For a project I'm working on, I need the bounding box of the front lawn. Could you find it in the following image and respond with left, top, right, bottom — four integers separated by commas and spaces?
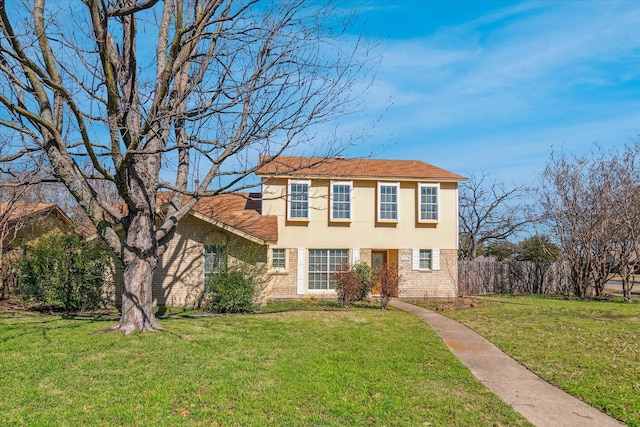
0, 308, 530, 426
420, 296, 639, 427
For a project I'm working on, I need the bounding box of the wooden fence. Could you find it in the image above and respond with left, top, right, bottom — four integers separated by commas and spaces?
458, 260, 572, 296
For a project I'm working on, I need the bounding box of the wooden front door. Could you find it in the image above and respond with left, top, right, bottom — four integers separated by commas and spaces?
371, 250, 387, 295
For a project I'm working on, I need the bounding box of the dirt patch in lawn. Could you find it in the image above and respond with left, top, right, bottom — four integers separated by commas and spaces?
407, 297, 495, 312
0, 298, 25, 312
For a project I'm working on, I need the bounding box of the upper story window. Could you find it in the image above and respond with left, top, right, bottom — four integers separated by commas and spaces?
378, 182, 399, 222
418, 183, 439, 222
288, 180, 310, 220
330, 181, 352, 221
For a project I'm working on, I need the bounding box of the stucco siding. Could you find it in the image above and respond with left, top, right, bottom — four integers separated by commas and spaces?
262, 179, 459, 250
261, 176, 460, 300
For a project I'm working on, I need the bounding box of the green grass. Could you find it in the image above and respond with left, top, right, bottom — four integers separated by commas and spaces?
424, 296, 639, 427
0, 308, 530, 426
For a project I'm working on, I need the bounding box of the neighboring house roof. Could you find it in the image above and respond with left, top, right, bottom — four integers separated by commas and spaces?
0, 203, 72, 226
0, 203, 73, 250
256, 156, 467, 182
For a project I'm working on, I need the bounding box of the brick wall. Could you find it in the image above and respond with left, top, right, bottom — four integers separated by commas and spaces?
115, 216, 224, 308
397, 249, 458, 299
265, 248, 300, 299
114, 225, 459, 306
263, 247, 458, 301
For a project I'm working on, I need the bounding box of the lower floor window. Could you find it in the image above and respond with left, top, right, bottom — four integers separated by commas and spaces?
272, 248, 286, 270
419, 249, 432, 269
204, 245, 226, 284
308, 249, 349, 290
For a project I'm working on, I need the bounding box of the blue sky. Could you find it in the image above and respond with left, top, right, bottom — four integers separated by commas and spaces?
332, 0, 640, 185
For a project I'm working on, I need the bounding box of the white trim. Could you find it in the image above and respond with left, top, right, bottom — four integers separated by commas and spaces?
455, 187, 460, 250
413, 248, 439, 271
432, 249, 440, 270
330, 180, 352, 222
377, 182, 400, 222
412, 249, 420, 270
297, 248, 306, 294
288, 179, 311, 221
270, 248, 287, 272
307, 248, 349, 291
352, 248, 360, 264
418, 183, 440, 223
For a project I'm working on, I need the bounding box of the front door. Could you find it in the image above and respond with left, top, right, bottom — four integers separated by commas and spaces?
371, 250, 387, 295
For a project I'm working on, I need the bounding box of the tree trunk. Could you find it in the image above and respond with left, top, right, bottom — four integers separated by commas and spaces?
110, 211, 162, 334
469, 240, 479, 260
621, 265, 631, 303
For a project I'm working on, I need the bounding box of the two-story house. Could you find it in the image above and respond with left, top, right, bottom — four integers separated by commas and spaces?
256, 156, 466, 300
113, 156, 466, 306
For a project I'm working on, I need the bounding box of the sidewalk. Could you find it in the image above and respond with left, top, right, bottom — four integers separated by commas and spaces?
390, 300, 625, 427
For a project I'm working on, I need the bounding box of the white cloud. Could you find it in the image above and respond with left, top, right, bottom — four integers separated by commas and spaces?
352, 0, 640, 142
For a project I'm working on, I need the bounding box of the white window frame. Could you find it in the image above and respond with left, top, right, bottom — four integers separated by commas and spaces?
308, 249, 349, 291
377, 182, 399, 222
412, 248, 440, 271
419, 249, 432, 270
330, 180, 352, 222
287, 179, 310, 221
271, 248, 287, 271
418, 183, 440, 222
204, 244, 226, 284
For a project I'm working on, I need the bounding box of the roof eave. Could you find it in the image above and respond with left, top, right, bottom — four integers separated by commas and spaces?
258, 173, 466, 182
190, 210, 275, 245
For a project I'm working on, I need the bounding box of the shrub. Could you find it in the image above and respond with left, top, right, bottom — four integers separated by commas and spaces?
17, 231, 113, 313
354, 263, 375, 300
334, 262, 376, 308
334, 268, 364, 308
376, 263, 401, 310
205, 270, 256, 313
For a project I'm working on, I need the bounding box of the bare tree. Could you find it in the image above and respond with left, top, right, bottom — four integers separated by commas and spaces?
0, 0, 367, 332
0, 185, 28, 299
459, 171, 532, 260
538, 140, 640, 299
0, 135, 45, 299
604, 140, 640, 301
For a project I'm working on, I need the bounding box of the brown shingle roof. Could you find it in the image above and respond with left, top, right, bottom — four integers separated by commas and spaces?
111, 193, 277, 244
189, 194, 277, 243
256, 156, 466, 181
0, 203, 71, 224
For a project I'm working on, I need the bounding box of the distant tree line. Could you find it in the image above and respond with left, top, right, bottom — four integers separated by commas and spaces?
459, 138, 639, 301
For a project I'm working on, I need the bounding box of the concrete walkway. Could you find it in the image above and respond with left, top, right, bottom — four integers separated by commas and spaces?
390, 299, 625, 427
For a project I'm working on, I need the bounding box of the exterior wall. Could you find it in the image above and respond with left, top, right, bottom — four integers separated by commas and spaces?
262, 177, 460, 300
397, 249, 458, 299
152, 215, 211, 307
262, 178, 458, 250
265, 248, 302, 299
115, 215, 258, 308
264, 247, 458, 300
114, 173, 461, 306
